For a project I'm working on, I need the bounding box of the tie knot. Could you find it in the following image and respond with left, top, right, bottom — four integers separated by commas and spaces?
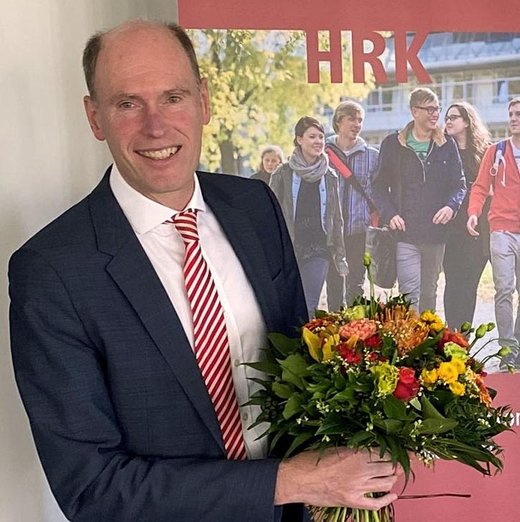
172, 209, 199, 243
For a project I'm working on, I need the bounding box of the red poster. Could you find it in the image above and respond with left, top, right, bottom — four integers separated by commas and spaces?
178, 5, 520, 519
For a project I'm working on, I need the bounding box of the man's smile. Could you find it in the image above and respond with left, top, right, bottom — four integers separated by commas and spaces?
137, 145, 180, 160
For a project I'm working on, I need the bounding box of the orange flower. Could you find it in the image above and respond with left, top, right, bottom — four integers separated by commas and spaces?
380, 305, 429, 355
475, 373, 493, 407
438, 329, 470, 351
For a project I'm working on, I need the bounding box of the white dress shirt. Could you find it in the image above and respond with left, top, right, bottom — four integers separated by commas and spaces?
110, 165, 268, 459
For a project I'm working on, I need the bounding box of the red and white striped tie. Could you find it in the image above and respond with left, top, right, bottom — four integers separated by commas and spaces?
170, 209, 247, 460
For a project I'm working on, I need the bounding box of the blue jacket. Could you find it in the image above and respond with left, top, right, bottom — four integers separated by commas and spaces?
9, 169, 308, 522
373, 122, 466, 244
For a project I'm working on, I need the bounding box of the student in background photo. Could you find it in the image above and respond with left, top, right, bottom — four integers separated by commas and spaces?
270, 116, 348, 317
250, 145, 284, 184
325, 101, 379, 309
443, 101, 491, 330
468, 97, 520, 369
373, 87, 466, 312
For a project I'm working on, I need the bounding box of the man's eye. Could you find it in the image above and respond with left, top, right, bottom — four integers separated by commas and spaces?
167, 95, 181, 104
118, 101, 135, 109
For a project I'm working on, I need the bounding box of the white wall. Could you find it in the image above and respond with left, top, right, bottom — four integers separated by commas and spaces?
0, 1, 178, 520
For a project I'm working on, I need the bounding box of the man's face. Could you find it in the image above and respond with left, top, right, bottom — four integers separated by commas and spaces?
411, 99, 440, 134
84, 26, 210, 209
337, 112, 364, 142
509, 103, 520, 137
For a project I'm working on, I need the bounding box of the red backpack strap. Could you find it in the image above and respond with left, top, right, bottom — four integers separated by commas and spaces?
325, 143, 380, 227
326, 146, 354, 179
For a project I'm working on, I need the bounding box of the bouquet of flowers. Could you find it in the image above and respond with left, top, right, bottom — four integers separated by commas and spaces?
247, 255, 512, 522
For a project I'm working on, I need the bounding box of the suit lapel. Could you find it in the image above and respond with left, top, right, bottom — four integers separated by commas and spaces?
87, 172, 225, 451
199, 175, 283, 331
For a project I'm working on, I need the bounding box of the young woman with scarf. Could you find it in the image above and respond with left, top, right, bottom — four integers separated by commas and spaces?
270, 116, 348, 317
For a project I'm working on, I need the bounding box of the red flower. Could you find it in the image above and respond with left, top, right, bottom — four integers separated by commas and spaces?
366, 351, 386, 363
337, 342, 362, 365
364, 334, 382, 348
437, 329, 470, 351
393, 367, 420, 401
304, 318, 327, 332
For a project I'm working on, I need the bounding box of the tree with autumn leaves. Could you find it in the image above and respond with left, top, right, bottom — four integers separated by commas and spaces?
189, 29, 372, 175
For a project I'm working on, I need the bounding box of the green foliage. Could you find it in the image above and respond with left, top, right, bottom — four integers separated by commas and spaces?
246, 328, 512, 483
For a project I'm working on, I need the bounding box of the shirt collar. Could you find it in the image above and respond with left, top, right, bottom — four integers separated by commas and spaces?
109, 163, 206, 235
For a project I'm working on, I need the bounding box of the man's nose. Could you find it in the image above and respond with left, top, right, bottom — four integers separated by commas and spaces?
142, 107, 167, 137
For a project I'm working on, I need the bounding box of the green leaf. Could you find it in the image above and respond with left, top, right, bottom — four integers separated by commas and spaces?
269, 424, 291, 453
267, 332, 301, 357
402, 338, 437, 366
385, 437, 411, 481
280, 353, 310, 390
285, 431, 315, 457
409, 397, 421, 411
246, 360, 282, 377
282, 394, 302, 420
247, 377, 272, 388
420, 394, 446, 419
333, 372, 346, 390
373, 418, 404, 434
348, 430, 374, 446
416, 418, 458, 434
242, 396, 265, 407
272, 382, 294, 399
314, 309, 329, 318
331, 388, 355, 403
383, 396, 409, 420
375, 433, 388, 455
316, 417, 348, 436
425, 438, 503, 475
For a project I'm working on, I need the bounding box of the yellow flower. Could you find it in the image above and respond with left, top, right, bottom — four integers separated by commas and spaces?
302, 327, 322, 362
302, 327, 339, 362
449, 381, 465, 396
421, 368, 439, 387
450, 356, 466, 374
322, 334, 340, 361
438, 361, 459, 384
420, 310, 444, 333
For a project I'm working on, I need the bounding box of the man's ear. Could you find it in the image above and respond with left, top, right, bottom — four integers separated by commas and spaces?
83, 95, 106, 141
199, 78, 211, 125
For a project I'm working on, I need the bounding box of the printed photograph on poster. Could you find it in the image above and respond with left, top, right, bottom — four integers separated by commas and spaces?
183, 23, 520, 371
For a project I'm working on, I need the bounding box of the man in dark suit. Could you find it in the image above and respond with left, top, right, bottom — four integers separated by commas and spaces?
9, 20, 398, 521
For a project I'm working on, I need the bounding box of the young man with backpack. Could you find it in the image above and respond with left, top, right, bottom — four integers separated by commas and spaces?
325, 101, 379, 308
468, 97, 520, 368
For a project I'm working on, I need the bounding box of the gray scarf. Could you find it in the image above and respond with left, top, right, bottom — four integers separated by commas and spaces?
288, 146, 329, 183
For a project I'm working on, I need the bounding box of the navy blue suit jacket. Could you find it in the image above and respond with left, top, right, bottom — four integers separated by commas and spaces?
9, 169, 308, 521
